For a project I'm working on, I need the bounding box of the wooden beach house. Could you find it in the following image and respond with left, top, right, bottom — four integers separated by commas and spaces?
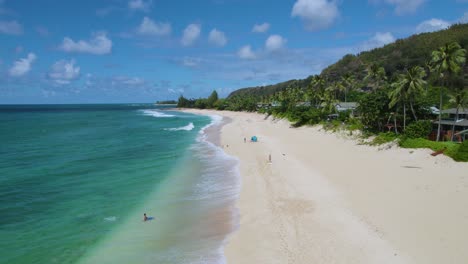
432, 108, 468, 142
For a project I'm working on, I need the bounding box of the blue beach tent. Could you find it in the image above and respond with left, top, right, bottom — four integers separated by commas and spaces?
251, 136, 258, 142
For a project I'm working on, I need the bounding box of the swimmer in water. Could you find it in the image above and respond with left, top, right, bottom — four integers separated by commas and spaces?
143, 213, 148, 221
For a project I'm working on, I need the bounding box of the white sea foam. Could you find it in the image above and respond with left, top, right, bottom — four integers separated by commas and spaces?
164, 122, 194, 131
197, 115, 223, 142
140, 109, 175, 118
104, 216, 117, 222
190, 116, 241, 264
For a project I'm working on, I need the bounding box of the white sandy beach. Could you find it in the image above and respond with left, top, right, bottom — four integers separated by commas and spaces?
185, 109, 468, 264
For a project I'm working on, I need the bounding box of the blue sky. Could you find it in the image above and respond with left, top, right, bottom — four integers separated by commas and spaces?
0, 0, 467, 104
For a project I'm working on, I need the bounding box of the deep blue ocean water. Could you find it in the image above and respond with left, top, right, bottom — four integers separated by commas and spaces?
0, 104, 239, 264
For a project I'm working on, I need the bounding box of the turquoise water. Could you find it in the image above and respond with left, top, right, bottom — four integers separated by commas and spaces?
0, 104, 239, 264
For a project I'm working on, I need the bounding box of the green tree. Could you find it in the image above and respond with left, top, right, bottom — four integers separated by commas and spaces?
358, 88, 391, 132
389, 66, 427, 130
341, 73, 356, 102
194, 98, 207, 109
214, 98, 227, 110
449, 86, 468, 141
431, 42, 466, 141
320, 84, 339, 114
206, 90, 219, 108
309, 75, 326, 108
364, 64, 387, 91
177, 95, 190, 107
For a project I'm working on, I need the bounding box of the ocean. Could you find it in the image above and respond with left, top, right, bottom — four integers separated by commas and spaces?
0, 104, 239, 264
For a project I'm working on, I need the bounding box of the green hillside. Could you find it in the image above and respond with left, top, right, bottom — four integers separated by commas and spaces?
228, 23, 468, 98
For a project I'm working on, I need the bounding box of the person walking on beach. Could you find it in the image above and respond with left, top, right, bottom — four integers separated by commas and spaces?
268, 154, 272, 163
143, 213, 148, 221
244, 137, 246, 143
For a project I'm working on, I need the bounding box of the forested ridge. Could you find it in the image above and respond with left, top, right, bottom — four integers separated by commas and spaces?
228, 24, 468, 98
177, 24, 468, 161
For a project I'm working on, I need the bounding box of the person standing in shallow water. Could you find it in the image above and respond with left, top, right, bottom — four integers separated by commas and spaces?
143, 213, 148, 221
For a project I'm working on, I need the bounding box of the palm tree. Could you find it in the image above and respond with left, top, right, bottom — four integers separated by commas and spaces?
389, 66, 427, 130
310, 75, 326, 108
321, 85, 339, 114
288, 86, 304, 108
431, 42, 466, 141
341, 73, 356, 102
389, 83, 407, 131
449, 86, 468, 141
405, 66, 426, 121
364, 64, 387, 91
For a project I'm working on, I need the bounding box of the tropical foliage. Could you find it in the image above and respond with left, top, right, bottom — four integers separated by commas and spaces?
176, 24, 468, 160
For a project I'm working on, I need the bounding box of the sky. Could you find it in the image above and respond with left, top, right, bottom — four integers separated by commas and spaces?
0, 0, 467, 104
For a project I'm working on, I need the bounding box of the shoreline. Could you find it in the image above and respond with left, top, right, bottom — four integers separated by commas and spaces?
78, 112, 240, 264
181, 109, 468, 264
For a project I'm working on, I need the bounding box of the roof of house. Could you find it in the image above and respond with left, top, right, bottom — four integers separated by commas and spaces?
336, 102, 359, 108
441, 108, 468, 115
434, 119, 468, 127
429, 106, 440, 114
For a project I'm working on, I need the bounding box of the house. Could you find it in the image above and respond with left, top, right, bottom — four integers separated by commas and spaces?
432, 108, 468, 142
441, 108, 468, 119
429, 106, 440, 115
295, 102, 311, 107
456, 129, 468, 142
256, 103, 269, 109
335, 102, 359, 114
271, 101, 281, 107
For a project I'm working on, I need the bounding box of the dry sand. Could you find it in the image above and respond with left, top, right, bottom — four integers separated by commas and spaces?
184, 109, 468, 264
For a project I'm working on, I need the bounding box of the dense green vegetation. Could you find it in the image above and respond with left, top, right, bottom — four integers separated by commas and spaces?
156, 100, 177, 104
370, 133, 466, 161
176, 24, 468, 161
454, 140, 468, 161
399, 138, 459, 158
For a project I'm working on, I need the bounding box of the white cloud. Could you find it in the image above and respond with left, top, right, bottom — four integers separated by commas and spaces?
112, 76, 145, 86
9, 53, 36, 77
460, 12, 468, 23
128, 0, 152, 12
124, 77, 144, 86
291, 0, 339, 31
238, 45, 256, 59
168, 88, 185, 94
84, 75, 152, 93
359, 32, 395, 52
181, 24, 201, 46
208, 29, 227, 47
382, 0, 425, 15
59, 32, 112, 55
265, 34, 287, 52
137, 17, 171, 36
416, 18, 450, 33
0, 20, 23, 35
252, 23, 270, 33
48, 59, 80, 85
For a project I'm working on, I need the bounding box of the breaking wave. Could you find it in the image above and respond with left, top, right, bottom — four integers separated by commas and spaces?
165, 122, 195, 131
